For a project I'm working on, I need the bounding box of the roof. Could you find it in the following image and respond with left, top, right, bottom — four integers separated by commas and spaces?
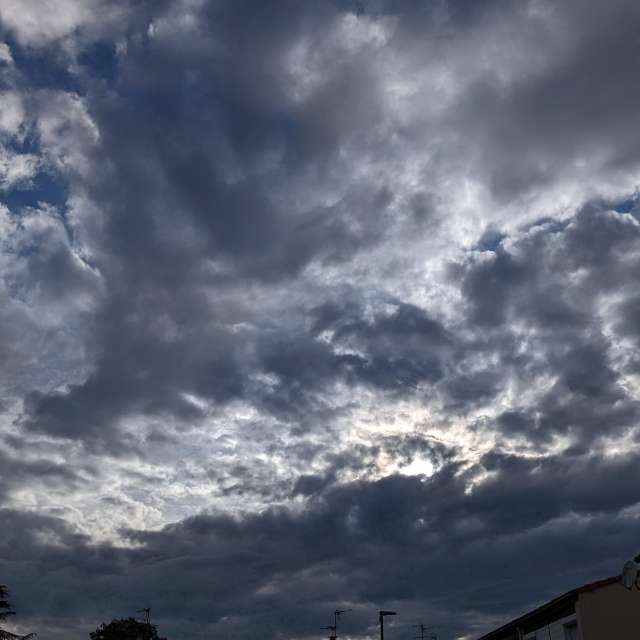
476, 576, 620, 640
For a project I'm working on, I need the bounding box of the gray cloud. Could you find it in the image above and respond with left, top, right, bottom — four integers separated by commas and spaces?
1, 1, 640, 639
453, 204, 640, 445
2, 449, 639, 639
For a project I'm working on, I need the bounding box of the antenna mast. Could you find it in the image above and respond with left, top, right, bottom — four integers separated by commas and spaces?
322, 608, 352, 640
413, 623, 435, 640
137, 608, 151, 626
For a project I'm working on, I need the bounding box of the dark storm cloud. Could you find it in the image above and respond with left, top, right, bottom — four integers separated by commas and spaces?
12, 0, 640, 450
441, 0, 640, 201
17, 199, 640, 454
2, 0, 640, 639
329, 303, 452, 389
10, 0, 396, 448
0, 448, 83, 502
615, 295, 640, 346
80, 0, 391, 275
262, 302, 450, 396
2, 449, 639, 639
453, 203, 640, 444
292, 434, 458, 498
19, 296, 249, 452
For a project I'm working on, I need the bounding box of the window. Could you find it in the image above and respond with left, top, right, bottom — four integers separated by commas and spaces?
564, 622, 578, 640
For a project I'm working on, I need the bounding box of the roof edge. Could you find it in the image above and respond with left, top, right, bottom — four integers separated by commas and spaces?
476, 575, 620, 640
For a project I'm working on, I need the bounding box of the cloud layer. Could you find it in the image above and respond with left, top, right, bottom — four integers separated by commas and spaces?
1, 1, 639, 639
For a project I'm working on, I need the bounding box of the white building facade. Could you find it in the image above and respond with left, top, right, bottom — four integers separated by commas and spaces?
476, 576, 639, 640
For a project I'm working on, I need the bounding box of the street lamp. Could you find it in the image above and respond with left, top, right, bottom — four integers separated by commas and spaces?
379, 610, 397, 640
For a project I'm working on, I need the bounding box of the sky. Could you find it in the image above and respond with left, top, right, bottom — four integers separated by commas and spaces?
0, 1, 639, 639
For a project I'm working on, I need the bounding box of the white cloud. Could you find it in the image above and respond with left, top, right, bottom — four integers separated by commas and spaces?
36, 91, 100, 175
0, 148, 39, 189
0, 0, 100, 45
0, 42, 14, 65
0, 91, 26, 136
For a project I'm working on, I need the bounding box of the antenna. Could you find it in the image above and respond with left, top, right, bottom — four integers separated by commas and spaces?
413, 623, 434, 640
334, 608, 352, 639
321, 624, 337, 640
322, 607, 351, 640
137, 608, 151, 625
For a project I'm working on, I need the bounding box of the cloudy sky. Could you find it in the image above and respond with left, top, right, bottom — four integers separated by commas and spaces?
1, 1, 640, 638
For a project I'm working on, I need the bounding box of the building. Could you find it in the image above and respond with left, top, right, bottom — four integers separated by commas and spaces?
476, 575, 640, 640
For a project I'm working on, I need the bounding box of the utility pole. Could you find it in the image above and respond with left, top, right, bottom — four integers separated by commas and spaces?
379, 610, 397, 640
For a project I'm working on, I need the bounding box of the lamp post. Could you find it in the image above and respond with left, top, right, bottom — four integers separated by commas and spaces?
379, 610, 397, 640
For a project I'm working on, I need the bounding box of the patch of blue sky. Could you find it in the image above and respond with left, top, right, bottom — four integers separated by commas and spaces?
78, 40, 119, 86
1, 169, 68, 212
6, 33, 79, 93
4, 125, 39, 155
612, 193, 638, 214
474, 227, 505, 252
7, 35, 118, 93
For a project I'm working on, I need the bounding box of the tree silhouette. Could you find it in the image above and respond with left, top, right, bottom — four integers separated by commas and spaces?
0, 586, 15, 622
90, 618, 167, 640
0, 585, 35, 640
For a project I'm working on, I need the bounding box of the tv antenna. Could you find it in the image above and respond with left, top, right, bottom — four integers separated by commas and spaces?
322, 608, 352, 640
413, 623, 436, 640
321, 624, 336, 640
137, 608, 151, 625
